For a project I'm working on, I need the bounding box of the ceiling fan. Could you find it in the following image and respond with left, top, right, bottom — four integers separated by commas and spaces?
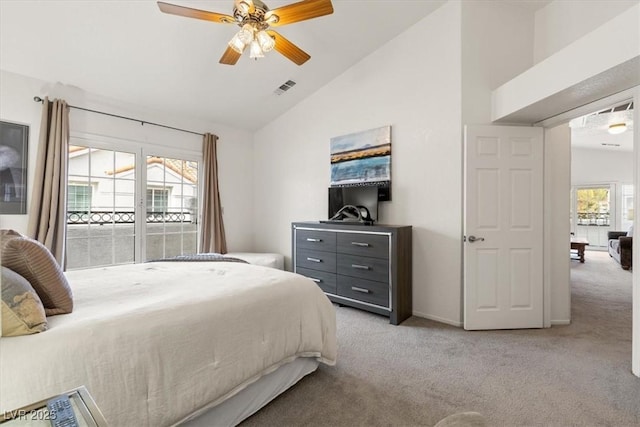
157, 0, 334, 66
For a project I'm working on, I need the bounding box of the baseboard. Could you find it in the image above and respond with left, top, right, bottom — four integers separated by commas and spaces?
412, 311, 463, 327
411, 312, 565, 328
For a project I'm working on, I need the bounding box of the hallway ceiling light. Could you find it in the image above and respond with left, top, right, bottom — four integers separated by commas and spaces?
608, 123, 627, 135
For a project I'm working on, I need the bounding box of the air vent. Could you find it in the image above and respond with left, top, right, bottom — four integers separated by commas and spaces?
274, 80, 297, 96
601, 143, 621, 147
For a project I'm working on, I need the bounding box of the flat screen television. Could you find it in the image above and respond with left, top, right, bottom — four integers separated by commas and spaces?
328, 186, 378, 223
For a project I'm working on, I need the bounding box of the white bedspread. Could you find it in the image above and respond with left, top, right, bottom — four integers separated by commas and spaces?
0, 262, 336, 426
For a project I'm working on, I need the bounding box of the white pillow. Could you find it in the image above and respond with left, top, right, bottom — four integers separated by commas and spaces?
627, 225, 633, 237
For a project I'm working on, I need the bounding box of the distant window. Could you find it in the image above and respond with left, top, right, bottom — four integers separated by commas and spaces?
68, 184, 92, 211
147, 188, 168, 213
622, 184, 634, 231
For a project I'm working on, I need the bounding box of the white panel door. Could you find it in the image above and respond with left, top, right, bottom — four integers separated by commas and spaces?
464, 125, 544, 330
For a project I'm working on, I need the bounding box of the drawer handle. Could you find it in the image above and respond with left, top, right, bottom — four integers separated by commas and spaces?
351, 286, 370, 294
351, 242, 370, 247
307, 257, 322, 263
310, 278, 322, 283
306, 238, 322, 242
351, 264, 370, 270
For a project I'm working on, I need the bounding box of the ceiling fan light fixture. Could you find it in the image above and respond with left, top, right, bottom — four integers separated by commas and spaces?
158, 0, 335, 66
234, 0, 253, 16
608, 123, 627, 135
249, 39, 265, 59
256, 30, 275, 52
238, 23, 255, 44
228, 33, 246, 54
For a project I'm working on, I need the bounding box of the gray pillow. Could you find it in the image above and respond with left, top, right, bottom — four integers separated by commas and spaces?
0, 229, 24, 246
1, 237, 73, 316
1, 266, 48, 336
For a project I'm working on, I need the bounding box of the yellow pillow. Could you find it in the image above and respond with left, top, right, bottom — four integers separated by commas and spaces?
1, 266, 48, 336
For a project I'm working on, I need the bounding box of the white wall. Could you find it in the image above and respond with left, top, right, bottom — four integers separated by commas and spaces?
545, 124, 571, 325
0, 70, 254, 252
253, 1, 463, 325
571, 147, 634, 185
533, 0, 639, 64
461, 0, 535, 125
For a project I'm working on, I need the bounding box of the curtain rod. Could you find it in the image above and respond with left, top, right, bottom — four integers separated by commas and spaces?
33, 96, 204, 137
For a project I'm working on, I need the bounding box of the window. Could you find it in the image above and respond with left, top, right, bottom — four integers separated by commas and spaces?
66, 139, 200, 269
621, 184, 634, 231
68, 184, 92, 212
145, 156, 198, 260
66, 145, 136, 269
572, 185, 614, 248
147, 188, 169, 213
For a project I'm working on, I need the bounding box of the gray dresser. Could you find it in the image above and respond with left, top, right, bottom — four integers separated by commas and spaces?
292, 222, 412, 325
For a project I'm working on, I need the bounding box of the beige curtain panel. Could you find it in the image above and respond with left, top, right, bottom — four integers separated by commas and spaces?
27, 97, 69, 267
200, 133, 227, 254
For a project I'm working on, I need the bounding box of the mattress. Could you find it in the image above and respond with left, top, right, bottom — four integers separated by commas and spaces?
0, 262, 337, 426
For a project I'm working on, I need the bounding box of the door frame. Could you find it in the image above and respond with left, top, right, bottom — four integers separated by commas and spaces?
537, 86, 639, 376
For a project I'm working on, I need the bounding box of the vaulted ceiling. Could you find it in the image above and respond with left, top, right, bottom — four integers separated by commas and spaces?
1, 1, 560, 131
1, 0, 451, 130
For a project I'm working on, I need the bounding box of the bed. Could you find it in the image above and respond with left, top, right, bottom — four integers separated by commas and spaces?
0, 260, 337, 426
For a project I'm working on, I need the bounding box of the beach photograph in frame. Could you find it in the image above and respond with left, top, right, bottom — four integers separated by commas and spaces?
330, 126, 391, 186
0, 121, 29, 214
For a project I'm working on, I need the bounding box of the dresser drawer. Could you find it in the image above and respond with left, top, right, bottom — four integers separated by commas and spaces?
296, 249, 337, 273
296, 267, 337, 294
337, 253, 389, 283
337, 232, 389, 259
337, 275, 389, 307
296, 229, 336, 253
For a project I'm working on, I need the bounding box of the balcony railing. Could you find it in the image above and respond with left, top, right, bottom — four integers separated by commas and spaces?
576, 212, 610, 226
67, 210, 195, 225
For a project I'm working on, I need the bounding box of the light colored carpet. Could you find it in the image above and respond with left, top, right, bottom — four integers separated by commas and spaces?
242, 251, 639, 426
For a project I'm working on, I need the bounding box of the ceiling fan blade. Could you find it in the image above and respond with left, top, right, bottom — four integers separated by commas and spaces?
267, 30, 311, 66
219, 46, 242, 65
265, 0, 333, 27
157, 2, 235, 24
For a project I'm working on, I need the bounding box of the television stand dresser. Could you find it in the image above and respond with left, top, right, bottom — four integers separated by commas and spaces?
292, 222, 412, 325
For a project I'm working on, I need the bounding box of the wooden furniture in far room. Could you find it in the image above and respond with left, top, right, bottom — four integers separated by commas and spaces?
570, 237, 589, 263
292, 221, 412, 325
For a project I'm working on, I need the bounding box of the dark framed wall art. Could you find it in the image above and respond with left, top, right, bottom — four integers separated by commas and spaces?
0, 121, 29, 214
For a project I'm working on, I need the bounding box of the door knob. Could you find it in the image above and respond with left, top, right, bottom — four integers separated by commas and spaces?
467, 235, 485, 243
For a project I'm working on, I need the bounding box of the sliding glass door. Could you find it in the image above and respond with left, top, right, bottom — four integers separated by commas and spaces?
66, 137, 200, 269
572, 185, 614, 249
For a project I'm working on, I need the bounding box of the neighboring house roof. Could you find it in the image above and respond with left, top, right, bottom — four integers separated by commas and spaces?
105, 156, 198, 183
69, 145, 88, 154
